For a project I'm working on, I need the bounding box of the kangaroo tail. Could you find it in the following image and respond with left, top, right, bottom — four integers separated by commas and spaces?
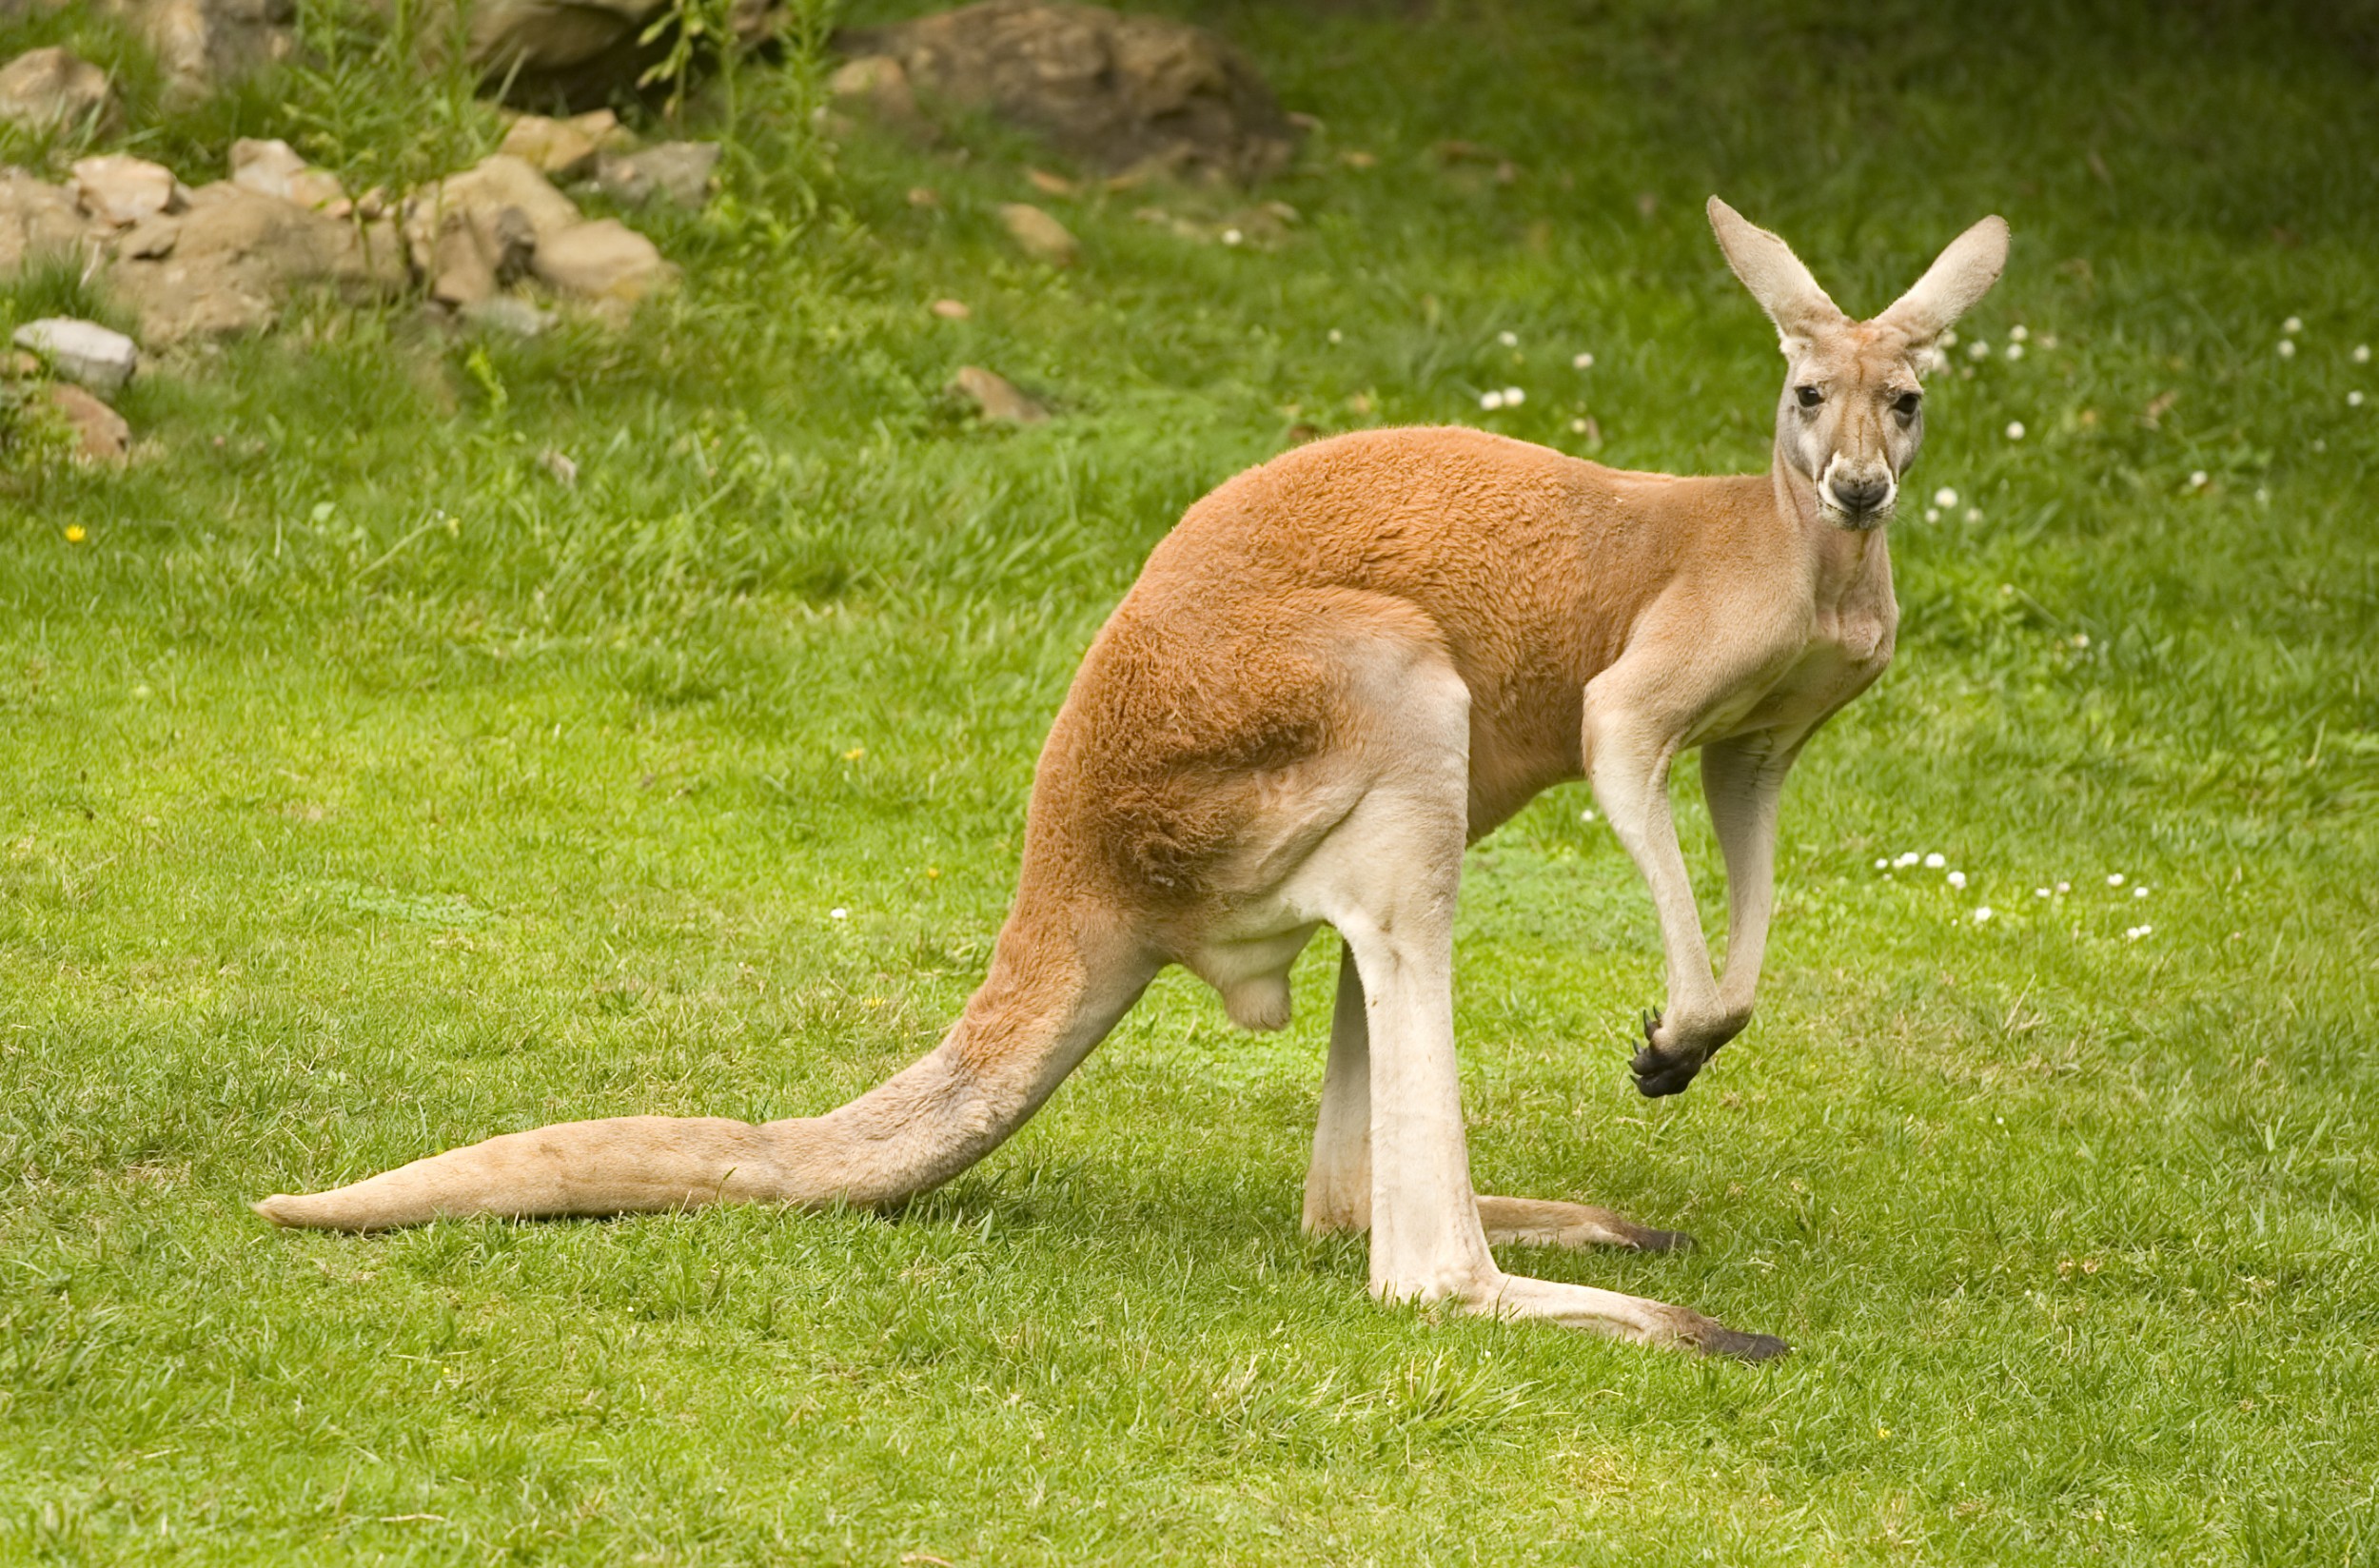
255, 901, 1152, 1231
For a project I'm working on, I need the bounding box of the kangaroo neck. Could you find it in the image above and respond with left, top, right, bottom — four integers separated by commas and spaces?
1772, 446, 1893, 617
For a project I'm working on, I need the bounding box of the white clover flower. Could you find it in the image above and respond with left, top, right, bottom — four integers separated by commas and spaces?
1940, 330, 1958, 347
2055, 880, 2071, 893
1965, 507, 1983, 522
1875, 857, 1889, 870
1569, 417, 1590, 433
1582, 809, 1597, 822
1925, 509, 1940, 522
1974, 907, 1994, 923
1933, 487, 1958, 508
2283, 316, 2302, 334
2126, 924, 2153, 940
1896, 853, 1921, 868
1480, 389, 1505, 410
2133, 885, 2150, 898
830, 907, 850, 919
1947, 870, 1968, 889
2035, 887, 2051, 898
1222, 227, 1244, 245
1999, 582, 2016, 597
1327, 328, 1343, 343
2107, 872, 2124, 887
2356, 344, 2372, 363
2276, 339, 2295, 358
1924, 853, 1946, 869
2350, 391, 2366, 408
1498, 330, 1519, 347
2073, 633, 2091, 649
2189, 470, 2209, 488
1572, 350, 1595, 369
1967, 340, 1992, 360
2009, 323, 2030, 343
2005, 421, 2026, 440
2005, 342, 2025, 362
1503, 386, 1526, 406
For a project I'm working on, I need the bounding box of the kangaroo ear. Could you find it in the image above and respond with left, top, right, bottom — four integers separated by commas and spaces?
1877, 214, 2010, 350
1707, 196, 1846, 355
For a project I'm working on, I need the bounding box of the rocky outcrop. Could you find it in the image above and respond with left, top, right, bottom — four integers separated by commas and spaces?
106, 183, 407, 343
401, 152, 677, 308
835, 1, 1299, 184
0, 47, 117, 133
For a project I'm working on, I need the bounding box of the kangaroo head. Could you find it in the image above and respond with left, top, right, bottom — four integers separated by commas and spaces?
1707, 197, 2008, 530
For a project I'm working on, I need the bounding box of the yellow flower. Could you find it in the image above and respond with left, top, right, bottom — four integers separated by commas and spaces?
64, 525, 86, 543
841, 746, 865, 761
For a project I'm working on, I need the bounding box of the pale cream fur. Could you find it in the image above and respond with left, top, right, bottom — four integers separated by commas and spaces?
258, 198, 2007, 1361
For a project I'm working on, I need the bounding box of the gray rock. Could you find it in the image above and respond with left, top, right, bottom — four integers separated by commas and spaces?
596, 142, 720, 208
13, 318, 139, 395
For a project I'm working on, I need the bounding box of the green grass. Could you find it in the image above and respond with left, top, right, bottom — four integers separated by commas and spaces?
4, 0, 2378, 1560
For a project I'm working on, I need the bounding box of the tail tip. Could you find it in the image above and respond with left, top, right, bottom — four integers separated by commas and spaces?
254, 1193, 327, 1228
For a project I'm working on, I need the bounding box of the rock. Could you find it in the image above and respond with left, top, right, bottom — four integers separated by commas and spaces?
70, 155, 185, 228
103, 184, 406, 343
836, 1, 1300, 185
595, 142, 720, 208
45, 382, 129, 463
531, 218, 675, 302
228, 137, 346, 210
13, 318, 138, 395
0, 47, 117, 133
949, 364, 1046, 423
460, 294, 556, 337
996, 202, 1076, 265
498, 113, 603, 181
930, 298, 971, 320
828, 54, 924, 129
0, 168, 102, 275
467, 0, 781, 108
402, 154, 580, 306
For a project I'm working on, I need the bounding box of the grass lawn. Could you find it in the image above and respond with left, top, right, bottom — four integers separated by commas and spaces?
3, 0, 2376, 1560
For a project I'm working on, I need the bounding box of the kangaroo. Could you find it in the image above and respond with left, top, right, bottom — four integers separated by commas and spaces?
259, 198, 2007, 1359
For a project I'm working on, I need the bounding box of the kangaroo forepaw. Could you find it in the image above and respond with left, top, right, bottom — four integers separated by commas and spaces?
1631, 1007, 1709, 1097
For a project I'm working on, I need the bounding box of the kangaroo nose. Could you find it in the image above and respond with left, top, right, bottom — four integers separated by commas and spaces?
1834, 473, 1891, 515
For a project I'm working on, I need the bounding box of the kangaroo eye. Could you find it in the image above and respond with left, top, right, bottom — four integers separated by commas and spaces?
1894, 391, 1922, 419
1795, 385, 1823, 409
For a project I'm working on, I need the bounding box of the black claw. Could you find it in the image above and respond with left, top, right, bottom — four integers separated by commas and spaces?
1636, 1226, 1696, 1254
1641, 1008, 1662, 1043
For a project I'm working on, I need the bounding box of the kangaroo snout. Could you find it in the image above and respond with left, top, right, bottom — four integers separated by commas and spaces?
1825, 468, 1894, 519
